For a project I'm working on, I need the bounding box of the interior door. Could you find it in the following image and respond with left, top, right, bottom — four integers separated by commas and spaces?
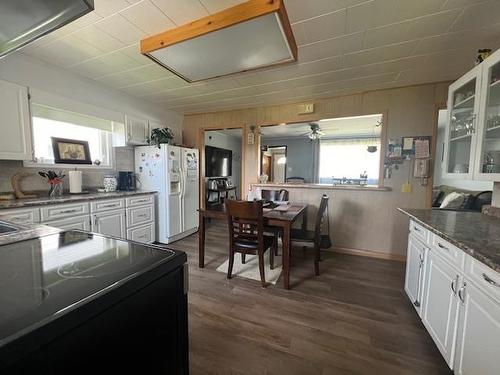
421, 251, 461, 368
454, 281, 500, 375
93, 210, 126, 238
181, 147, 199, 232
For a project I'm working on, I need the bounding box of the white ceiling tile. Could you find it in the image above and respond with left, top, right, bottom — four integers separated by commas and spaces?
60, 11, 103, 33
119, 43, 153, 65
72, 25, 125, 52
450, 1, 500, 31
363, 21, 411, 49
284, 0, 366, 23
406, 9, 462, 39
93, 0, 131, 17
299, 9, 347, 44
120, 0, 176, 35
150, 0, 208, 25
299, 32, 364, 62
199, 0, 245, 13
94, 14, 147, 44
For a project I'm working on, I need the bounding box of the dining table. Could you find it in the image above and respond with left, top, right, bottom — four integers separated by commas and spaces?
198, 202, 308, 289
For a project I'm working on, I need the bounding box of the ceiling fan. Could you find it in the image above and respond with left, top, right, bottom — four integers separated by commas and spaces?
303, 123, 324, 140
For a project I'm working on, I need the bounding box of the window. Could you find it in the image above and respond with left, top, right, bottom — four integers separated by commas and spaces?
30, 104, 113, 168
319, 138, 381, 185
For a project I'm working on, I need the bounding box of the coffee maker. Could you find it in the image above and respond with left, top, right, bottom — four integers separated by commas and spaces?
117, 171, 136, 191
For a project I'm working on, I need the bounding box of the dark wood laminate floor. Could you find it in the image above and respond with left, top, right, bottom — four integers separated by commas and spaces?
167, 222, 452, 375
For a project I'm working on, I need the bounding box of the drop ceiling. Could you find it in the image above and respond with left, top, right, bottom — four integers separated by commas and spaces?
18, 0, 500, 114
261, 114, 382, 139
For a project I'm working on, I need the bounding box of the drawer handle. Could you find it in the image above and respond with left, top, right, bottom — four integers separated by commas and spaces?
135, 199, 149, 203
437, 242, 449, 251
58, 209, 78, 214
101, 203, 119, 208
482, 273, 500, 287
137, 214, 148, 218
413, 226, 421, 232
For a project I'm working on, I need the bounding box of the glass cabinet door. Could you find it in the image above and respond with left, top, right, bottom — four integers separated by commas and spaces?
444, 68, 481, 178
475, 56, 500, 179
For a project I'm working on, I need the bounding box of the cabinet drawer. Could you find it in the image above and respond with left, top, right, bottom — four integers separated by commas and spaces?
430, 233, 465, 270
465, 255, 500, 304
126, 194, 154, 208
410, 220, 429, 244
41, 203, 89, 221
45, 215, 91, 231
127, 205, 154, 227
127, 222, 155, 243
1, 207, 40, 224
91, 199, 125, 213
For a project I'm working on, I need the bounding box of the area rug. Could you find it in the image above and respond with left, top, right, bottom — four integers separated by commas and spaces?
216, 251, 282, 285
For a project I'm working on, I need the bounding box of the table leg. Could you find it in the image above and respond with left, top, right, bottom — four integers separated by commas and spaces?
199, 214, 205, 268
282, 223, 291, 289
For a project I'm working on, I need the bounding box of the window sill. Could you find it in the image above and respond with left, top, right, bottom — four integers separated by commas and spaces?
252, 182, 391, 192
23, 160, 114, 170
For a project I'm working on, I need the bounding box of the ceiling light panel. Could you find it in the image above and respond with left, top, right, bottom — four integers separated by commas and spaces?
141, 0, 297, 82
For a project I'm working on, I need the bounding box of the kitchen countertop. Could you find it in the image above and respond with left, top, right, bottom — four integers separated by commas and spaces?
398, 208, 500, 273
0, 190, 155, 210
0, 222, 61, 246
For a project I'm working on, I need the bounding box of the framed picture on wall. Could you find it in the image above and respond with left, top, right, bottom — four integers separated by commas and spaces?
51, 137, 92, 164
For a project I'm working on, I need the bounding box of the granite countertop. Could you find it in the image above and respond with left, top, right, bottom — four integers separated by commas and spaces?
398, 208, 500, 273
0, 190, 156, 210
0, 221, 61, 246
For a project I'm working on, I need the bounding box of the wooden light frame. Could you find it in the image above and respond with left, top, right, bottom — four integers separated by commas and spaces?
140, 0, 297, 82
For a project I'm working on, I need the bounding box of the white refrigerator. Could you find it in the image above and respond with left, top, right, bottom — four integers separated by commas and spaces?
135, 145, 199, 244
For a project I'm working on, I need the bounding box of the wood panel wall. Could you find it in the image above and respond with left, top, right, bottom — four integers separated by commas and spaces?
182, 82, 450, 259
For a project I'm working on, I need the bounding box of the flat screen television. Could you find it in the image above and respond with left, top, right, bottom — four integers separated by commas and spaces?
205, 146, 232, 177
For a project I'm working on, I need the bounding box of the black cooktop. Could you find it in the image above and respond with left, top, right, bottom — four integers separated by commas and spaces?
0, 231, 177, 348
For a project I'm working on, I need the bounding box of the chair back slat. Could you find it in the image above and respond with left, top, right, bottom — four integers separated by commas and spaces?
226, 200, 264, 245
314, 195, 329, 243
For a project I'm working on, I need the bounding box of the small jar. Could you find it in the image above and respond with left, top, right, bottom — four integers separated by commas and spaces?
103, 175, 117, 192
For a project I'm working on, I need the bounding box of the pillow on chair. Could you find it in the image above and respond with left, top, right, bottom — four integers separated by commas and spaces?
439, 192, 469, 209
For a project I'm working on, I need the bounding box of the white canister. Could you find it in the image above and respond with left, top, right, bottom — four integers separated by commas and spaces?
103, 175, 117, 192
69, 171, 82, 193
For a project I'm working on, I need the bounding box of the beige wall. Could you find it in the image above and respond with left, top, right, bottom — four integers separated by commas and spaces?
183, 82, 450, 258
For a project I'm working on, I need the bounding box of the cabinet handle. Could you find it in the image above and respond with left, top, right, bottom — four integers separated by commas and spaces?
437, 242, 449, 252
138, 213, 148, 218
413, 226, 421, 232
451, 275, 459, 296
458, 282, 466, 304
482, 273, 500, 287
94, 215, 98, 227
59, 209, 78, 214
101, 203, 119, 208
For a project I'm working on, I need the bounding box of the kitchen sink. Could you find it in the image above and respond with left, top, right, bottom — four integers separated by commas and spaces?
0, 221, 20, 234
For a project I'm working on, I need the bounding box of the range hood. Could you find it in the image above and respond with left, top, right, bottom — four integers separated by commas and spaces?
0, 0, 94, 58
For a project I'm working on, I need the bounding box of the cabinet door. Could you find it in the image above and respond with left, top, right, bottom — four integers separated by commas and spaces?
421, 251, 461, 368
0, 80, 32, 160
474, 49, 500, 180
454, 281, 500, 375
443, 65, 482, 179
45, 215, 91, 231
92, 210, 126, 238
125, 115, 148, 145
404, 234, 426, 316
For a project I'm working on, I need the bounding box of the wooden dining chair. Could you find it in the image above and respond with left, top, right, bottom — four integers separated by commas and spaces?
291, 194, 330, 276
262, 189, 289, 202
226, 199, 278, 287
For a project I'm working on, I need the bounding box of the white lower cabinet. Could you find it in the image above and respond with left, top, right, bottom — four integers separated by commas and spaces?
45, 215, 91, 231
92, 209, 126, 238
405, 220, 500, 374
127, 222, 155, 243
404, 233, 426, 316
454, 281, 500, 375
421, 251, 461, 367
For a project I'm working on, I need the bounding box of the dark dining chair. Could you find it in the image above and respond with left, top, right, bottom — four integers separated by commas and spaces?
286, 176, 305, 183
226, 199, 278, 287
291, 194, 330, 276
262, 189, 289, 202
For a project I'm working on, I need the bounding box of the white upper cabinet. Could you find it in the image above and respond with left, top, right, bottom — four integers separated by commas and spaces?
125, 114, 149, 145
444, 48, 500, 180
443, 65, 482, 179
0, 79, 32, 160
474, 50, 500, 180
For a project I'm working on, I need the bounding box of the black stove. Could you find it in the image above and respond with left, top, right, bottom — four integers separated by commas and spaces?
0, 231, 188, 374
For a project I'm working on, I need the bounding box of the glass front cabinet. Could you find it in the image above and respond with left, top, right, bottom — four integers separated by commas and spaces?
444, 48, 500, 180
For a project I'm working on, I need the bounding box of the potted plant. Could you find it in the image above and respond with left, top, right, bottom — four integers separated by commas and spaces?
147, 127, 174, 148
